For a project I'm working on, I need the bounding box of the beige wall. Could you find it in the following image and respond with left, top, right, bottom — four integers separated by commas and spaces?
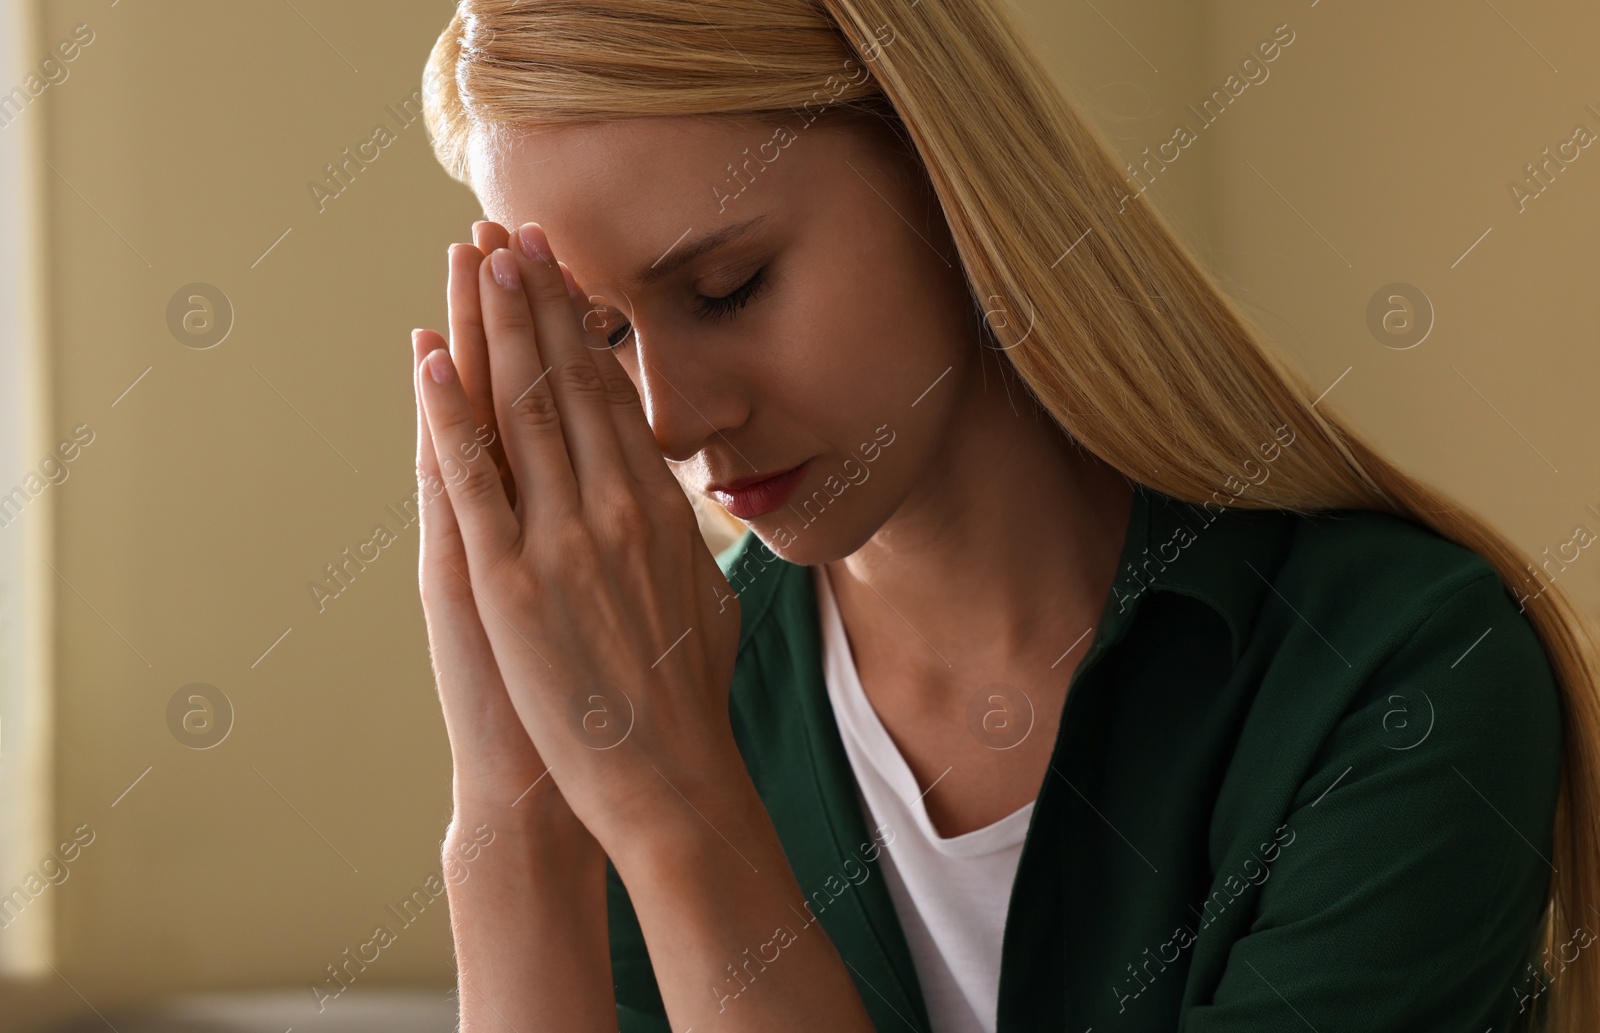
1201, 1, 1600, 577
1017, 0, 1600, 617
4, 0, 1596, 1027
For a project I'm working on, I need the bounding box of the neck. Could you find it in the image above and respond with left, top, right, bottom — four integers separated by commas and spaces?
823, 369, 1133, 689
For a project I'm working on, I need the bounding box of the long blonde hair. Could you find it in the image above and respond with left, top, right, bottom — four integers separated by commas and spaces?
422, 1, 1600, 1026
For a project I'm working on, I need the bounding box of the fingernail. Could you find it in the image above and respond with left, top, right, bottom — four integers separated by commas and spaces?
518, 222, 553, 263
490, 249, 520, 290
425, 348, 455, 385
558, 261, 579, 299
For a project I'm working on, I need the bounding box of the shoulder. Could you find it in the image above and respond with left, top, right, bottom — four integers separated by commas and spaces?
1279, 504, 1500, 600
1145, 491, 1551, 698
1190, 508, 1566, 1026
1214, 502, 1563, 843
1261, 505, 1541, 675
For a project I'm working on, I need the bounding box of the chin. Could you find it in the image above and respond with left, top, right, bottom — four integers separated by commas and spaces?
747, 505, 882, 568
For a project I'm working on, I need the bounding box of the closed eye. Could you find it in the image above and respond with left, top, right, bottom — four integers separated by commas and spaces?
695, 266, 767, 322
605, 266, 768, 349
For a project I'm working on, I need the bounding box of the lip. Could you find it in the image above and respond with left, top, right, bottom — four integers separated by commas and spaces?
706, 460, 810, 519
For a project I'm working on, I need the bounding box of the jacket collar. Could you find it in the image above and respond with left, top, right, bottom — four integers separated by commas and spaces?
1099, 481, 1299, 664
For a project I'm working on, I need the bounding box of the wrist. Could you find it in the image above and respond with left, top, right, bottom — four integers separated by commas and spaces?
598, 755, 772, 880
447, 794, 601, 874
452, 771, 575, 831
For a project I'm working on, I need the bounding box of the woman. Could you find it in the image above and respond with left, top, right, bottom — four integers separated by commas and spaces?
408, 1, 1600, 1030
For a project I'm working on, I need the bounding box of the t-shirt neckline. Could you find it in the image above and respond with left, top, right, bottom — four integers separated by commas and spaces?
813, 564, 1036, 859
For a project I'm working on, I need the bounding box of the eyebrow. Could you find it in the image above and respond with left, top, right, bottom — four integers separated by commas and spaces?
626, 214, 770, 292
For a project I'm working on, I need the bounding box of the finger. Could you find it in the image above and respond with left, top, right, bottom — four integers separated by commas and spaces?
448, 242, 517, 509
413, 328, 466, 556
475, 244, 594, 525
412, 327, 457, 527
414, 329, 492, 619
473, 220, 511, 256
560, 260, 686, 503
490, 222, 634, 509
417, 335, 522, 560
482, 219, 656, 501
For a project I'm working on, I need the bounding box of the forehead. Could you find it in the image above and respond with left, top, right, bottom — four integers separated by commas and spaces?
467, 116, 812, 277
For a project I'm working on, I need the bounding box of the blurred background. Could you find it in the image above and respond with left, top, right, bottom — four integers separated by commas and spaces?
0, 0, 1595, 1029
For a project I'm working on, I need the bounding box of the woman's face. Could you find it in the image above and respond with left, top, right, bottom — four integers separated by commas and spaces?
468, 113, 986, 567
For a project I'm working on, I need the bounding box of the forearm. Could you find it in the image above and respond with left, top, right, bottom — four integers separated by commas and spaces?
606, 767, 877, 1032
444, 798, 615, 1033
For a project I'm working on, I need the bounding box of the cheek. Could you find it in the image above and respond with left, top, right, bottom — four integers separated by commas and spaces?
785, 266, 927, 392
788, 271, 968, 436
756, 284, 956, 512
774, 307, 888, 433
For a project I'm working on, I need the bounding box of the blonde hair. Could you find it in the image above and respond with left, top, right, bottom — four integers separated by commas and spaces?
422, 1, 1600, 1026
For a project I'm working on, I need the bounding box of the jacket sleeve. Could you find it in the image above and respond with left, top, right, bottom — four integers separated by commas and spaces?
608, 856, 674, 1033
1180, 571, 1566, 1032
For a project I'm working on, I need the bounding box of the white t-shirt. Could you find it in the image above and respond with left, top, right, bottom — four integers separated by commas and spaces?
812, 565, 1035, 1033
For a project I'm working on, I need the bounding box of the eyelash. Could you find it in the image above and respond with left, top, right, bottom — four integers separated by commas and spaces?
606, 267, 768, 349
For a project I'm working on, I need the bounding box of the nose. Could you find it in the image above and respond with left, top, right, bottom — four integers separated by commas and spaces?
631, 333, 748, 467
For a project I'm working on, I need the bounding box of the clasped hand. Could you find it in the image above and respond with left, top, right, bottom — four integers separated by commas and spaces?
412, 220, 745, 853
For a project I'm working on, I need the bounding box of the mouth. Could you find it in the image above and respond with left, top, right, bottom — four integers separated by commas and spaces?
705, 459, 811, 519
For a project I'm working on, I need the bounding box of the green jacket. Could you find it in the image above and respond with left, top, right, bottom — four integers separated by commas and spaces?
607, 483, 1563, 1030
